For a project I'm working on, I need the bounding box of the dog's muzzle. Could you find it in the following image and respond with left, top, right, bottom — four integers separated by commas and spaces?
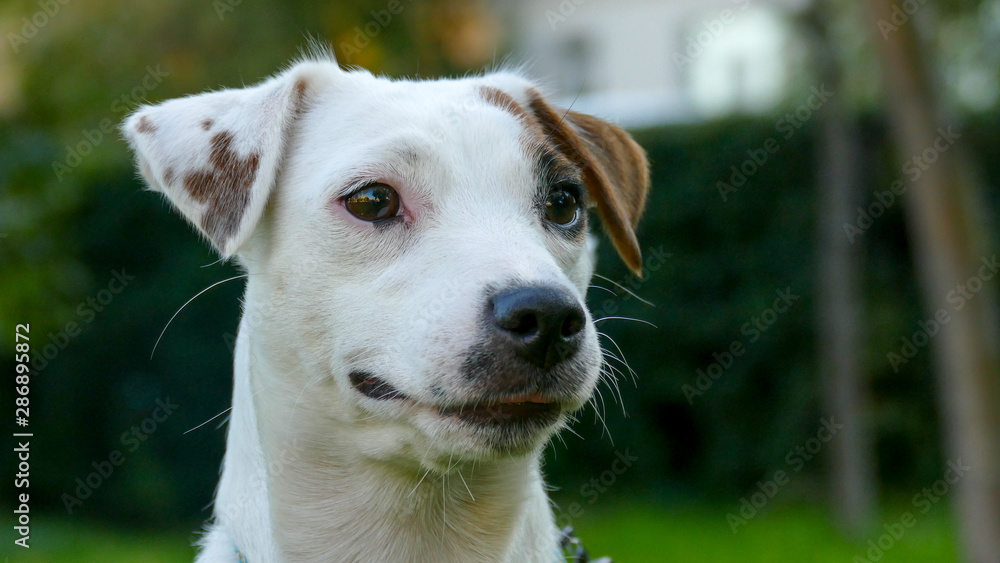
350, 284, 592, 429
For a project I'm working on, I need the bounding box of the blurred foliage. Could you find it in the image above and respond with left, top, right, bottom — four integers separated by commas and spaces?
0, 0, 998, 540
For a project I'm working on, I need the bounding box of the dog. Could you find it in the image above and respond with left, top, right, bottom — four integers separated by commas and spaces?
123, 53, 648, 563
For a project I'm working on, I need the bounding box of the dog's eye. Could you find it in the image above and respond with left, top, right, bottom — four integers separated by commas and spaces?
344, 183, 401, 222
544, 187, 579, 226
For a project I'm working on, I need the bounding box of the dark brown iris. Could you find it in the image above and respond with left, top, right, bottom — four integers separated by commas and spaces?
344, 183, 400, 222
544, 188, 579, 225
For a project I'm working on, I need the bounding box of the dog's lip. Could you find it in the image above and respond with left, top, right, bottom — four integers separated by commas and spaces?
350, 371, 407, 401
349, 370, 566, 425
493, 393, 552, 405
436, 394, 562, 425
438, 391, 560, 411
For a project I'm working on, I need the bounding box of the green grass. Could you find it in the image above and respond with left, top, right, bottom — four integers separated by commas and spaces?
4, 521, 196, 563
572, 503, 957, 562
6, 504, 956, 562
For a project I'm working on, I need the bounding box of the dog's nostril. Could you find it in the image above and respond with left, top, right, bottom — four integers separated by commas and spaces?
561, 312, 584, 338
504, 311, 539, 336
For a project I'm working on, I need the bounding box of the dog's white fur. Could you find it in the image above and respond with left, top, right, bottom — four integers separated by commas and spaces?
124, 55, 648, 563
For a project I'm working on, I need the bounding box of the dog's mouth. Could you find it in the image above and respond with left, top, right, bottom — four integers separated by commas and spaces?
350, 371, 561, 425
437, 395, 561, 425
350, 371, 407, 401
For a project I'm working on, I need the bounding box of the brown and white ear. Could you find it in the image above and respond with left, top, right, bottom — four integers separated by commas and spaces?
123, 64, 322, 258
526, 91, 650, 274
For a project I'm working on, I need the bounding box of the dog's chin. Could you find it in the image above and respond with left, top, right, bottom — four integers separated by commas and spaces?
349, 371, 582, 459
422, 409, 568, 460
432, 396, 569, 458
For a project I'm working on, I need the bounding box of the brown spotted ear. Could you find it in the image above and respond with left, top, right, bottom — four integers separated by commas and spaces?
526, 90, 650, 274
123, 63, 326, 258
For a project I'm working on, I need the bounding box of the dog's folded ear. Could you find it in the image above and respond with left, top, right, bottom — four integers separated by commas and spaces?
123, 65, 322, 258
526, 91, 650, 275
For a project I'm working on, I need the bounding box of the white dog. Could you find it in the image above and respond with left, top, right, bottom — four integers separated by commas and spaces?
124, 54, 648, 563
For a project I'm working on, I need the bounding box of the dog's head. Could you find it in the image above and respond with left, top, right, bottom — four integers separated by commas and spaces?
124, 58, 648, 469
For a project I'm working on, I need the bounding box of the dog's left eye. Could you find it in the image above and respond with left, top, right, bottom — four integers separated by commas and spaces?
544, 186, 580, 226
344, 183, 401, 222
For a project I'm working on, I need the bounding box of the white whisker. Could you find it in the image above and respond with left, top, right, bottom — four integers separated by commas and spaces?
562, 425, 583, 441
184, 406, 233, 435
592, 387, 609, 435
598, 332, 639, 383
594, 316, 658, 328
553, 429, 568, 451
151, 274, 247, 359
592, 273, 655, 307
600, 351, 628, 378
289, 372, 329, 423
602, 352, 634, 384
408, 468, 432, 498
456, 469, 475, 502
588, 284, 617, 297
601, 367, 627, 416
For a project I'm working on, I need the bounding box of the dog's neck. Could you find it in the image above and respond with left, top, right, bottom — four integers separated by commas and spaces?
206, 317, 559, 563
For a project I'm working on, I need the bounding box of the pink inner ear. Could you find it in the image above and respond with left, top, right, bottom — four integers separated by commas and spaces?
182, 131, 261, 248
293, 79, 309, 111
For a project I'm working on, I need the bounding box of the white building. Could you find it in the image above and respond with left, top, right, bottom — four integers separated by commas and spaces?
494, 0, 809, 127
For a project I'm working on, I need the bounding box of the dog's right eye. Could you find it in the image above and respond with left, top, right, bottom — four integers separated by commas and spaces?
344, 183, 401, 222
544, 184, 581, 226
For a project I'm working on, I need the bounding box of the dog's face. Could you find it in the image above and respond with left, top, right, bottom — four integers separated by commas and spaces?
124, 59, 648, 470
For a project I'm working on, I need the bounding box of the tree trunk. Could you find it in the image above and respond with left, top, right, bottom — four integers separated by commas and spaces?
868, 2, 1000, 562
807, 4, 877, 538
817, 76, 877, 541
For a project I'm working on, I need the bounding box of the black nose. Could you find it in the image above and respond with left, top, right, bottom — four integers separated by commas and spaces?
490, 286, 586, 370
